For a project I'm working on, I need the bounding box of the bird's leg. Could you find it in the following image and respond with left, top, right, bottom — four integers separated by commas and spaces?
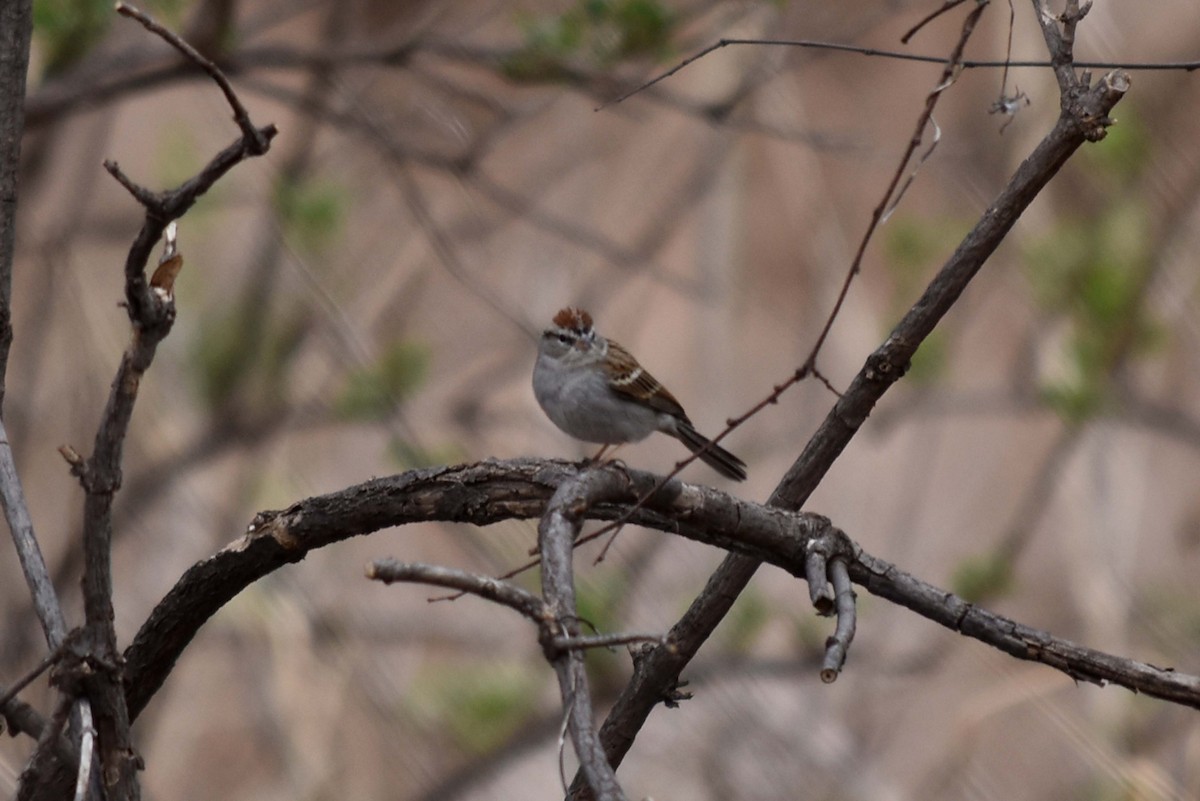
590, 443, 623, 464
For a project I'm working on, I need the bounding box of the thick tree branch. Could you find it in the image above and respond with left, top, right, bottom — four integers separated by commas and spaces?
118, 458, 1198, 732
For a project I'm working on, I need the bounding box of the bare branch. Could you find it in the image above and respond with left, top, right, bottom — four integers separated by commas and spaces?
0, 645, 63, 711
552, 633, 668, 652
1033, 0, 1093, 94
118, 459, 1199, 730
115, 2, 268, 153
820, 558, 857, 683
0, 0, 33, 410
42, 8, 278, 800
579, 32, 1132, 789
902, 0, 972, 44
538, 470, 630, 801
602, 35, 1177, 109
0, 691, 48, 740
71, 701, 95, 801
367, 560, 548, 623
1, 418, 67, 647
804, 547, 833, 612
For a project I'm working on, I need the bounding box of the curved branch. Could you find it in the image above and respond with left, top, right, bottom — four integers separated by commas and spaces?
120, 458, 1200, 727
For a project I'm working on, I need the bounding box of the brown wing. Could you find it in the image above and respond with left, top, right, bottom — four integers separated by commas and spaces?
602, 340, 689, 420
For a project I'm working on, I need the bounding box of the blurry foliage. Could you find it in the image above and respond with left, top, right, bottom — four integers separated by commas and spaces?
156, 124, 208, 198
33, 0, 110, 75
386, 437, 465, 470
573, 570, 630, 681
1024, 107, 1160, 424
191, 305, 308, 413
791, 611, 829, 653
152, 0, 192, 28
884, 216, 971, 297
1141, 586, 1200, 645
907, 331, 947, 385
1024, 210, 1160, 424
883, 217, 970, 385
274, 174, 347, 255
723, 587, 770, 652
33, 0, 186, 76
1082, 108, 1151, 187
408, 663, 540, 754
503, 0, 675, 82
951, 550, 1014, 603
335, 340, 430, 422
575, 572, 623, 638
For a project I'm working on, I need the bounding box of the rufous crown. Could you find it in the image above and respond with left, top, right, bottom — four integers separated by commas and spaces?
552, 307, 593, 332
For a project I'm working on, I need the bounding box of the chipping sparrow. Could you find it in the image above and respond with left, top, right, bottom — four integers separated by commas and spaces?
533, 307, 747, 481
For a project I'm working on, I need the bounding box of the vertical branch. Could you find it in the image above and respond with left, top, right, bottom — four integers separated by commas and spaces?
573, 4, 1130, 791
0, 6, 84, 793
49, 6, 277, 800
539, 471, 631, 801
0, 0, 33, 410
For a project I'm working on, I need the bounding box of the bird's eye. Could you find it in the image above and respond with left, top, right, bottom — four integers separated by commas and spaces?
556, 333, 570, 343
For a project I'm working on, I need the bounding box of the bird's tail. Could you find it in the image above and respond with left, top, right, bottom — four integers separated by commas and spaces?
674, 420, 747, 481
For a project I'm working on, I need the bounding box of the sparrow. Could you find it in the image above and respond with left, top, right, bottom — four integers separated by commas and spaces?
532, 307, 746, 481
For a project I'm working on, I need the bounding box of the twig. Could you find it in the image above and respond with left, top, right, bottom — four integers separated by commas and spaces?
367, 560, 548, 622
820, 558, 857, 683
0, 645, 64, 710
1, 416, 68, 647
586, 3, 986, 554
21, 31, 1200, 130
369, 559, 664, 652
804, 547, 834, 612
599, 36, 1187, 109
72, 700, 95, 801
1033, 0, 1093, 93
902, 0, 971, 43
115, 2, 268, 153
552, 633, 667, 652
577, 17, 1132, 791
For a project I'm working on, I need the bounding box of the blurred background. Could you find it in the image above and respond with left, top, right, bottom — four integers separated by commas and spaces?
3, 0, 1200, 798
